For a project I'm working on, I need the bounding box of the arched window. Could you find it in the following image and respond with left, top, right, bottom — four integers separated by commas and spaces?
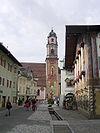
51, 38, 54, 42
51, 49, 54, 55
37, 89, 40, 96
51, 67, 54, 76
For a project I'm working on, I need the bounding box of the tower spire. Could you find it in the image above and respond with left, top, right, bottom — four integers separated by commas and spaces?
51, 27, 53, 32
48, 28, 57, 38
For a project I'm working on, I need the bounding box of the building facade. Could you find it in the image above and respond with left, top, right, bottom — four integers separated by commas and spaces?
22, 63, 46, 101
46, 30, 59, 99
60, 59, 74, 107
18, 67, 37, 102
66, 25, 100, 118
0, 43, 21, 107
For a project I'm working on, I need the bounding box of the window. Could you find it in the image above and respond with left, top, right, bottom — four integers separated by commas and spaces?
0, 95, 1, 102
7, 80, 9, 88
14, 67, 17, 73
10, 81, 12, 88
67, 79, 73, 87
37, 89, 40, 96
10, 65, 12, 72
1, 57, 3, 66
2, 78, 5, 86
0, 77, 2, 85
51, 67, 54, 76
51, 49, 54, 55
34, 82, 37, 87
8, 63, 10, 71
4, 60, 6, 68
8, 63, 12, 72
0, 57, 6, 68
51, 38, 54, 42
13, 82, 15, 88
98, 57, 100, 69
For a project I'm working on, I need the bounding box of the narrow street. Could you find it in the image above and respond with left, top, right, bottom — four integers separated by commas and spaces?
0, 103, 72, 133
0, 103, 100, 133
0, 104, 51, 133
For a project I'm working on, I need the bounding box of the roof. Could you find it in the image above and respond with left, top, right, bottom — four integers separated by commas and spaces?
48, 29, 57, 38
66, 25, 100, 34
0, 42, 22, 66
65, 25, 100, 69
65, 31, 77, 69
21, 62, 46, 87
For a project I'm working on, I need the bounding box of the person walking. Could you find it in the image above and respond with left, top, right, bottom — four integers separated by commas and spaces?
24, 98, 30, 111
5, 99, 12, 116
31, 98, 36, 111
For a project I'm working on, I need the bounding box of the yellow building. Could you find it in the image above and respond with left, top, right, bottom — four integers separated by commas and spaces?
18, 67, 37, 103
0, 43, 21, 107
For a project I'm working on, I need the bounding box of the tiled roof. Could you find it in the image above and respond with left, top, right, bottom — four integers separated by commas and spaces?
21, 62, 46, 87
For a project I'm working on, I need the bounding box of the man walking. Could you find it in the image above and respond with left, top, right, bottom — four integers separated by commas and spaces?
5, 98, 12, 116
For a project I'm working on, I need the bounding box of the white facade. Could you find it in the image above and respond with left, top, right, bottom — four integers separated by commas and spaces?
59, 59, 74, 107
60, 60, 66, 95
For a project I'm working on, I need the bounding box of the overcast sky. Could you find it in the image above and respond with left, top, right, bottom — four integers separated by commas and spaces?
0, 0, 100, 63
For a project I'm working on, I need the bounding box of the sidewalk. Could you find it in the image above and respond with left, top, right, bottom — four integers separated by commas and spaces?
54, 106, 100, 133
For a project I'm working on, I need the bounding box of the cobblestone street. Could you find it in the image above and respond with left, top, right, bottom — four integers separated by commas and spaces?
0, 103, 100, 133
0, 104, 52, 133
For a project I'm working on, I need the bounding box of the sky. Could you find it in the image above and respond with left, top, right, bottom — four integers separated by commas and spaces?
0, 0, 100, 63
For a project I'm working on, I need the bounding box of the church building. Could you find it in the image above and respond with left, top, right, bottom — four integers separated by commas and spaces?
46, 29, 59, 99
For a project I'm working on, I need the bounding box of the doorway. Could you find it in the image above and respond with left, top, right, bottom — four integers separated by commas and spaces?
2, 96, 6, 107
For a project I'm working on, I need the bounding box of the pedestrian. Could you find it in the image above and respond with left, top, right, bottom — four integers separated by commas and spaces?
5, 99, 12, 116
24, 98, 30, 111
57, 99, 59, 106
31, 98, 36, 111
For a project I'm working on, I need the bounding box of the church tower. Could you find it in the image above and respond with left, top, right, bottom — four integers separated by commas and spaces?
46, 29, 59, 99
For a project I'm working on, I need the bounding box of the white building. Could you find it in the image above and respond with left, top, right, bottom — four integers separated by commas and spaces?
59, 59, 74, 107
